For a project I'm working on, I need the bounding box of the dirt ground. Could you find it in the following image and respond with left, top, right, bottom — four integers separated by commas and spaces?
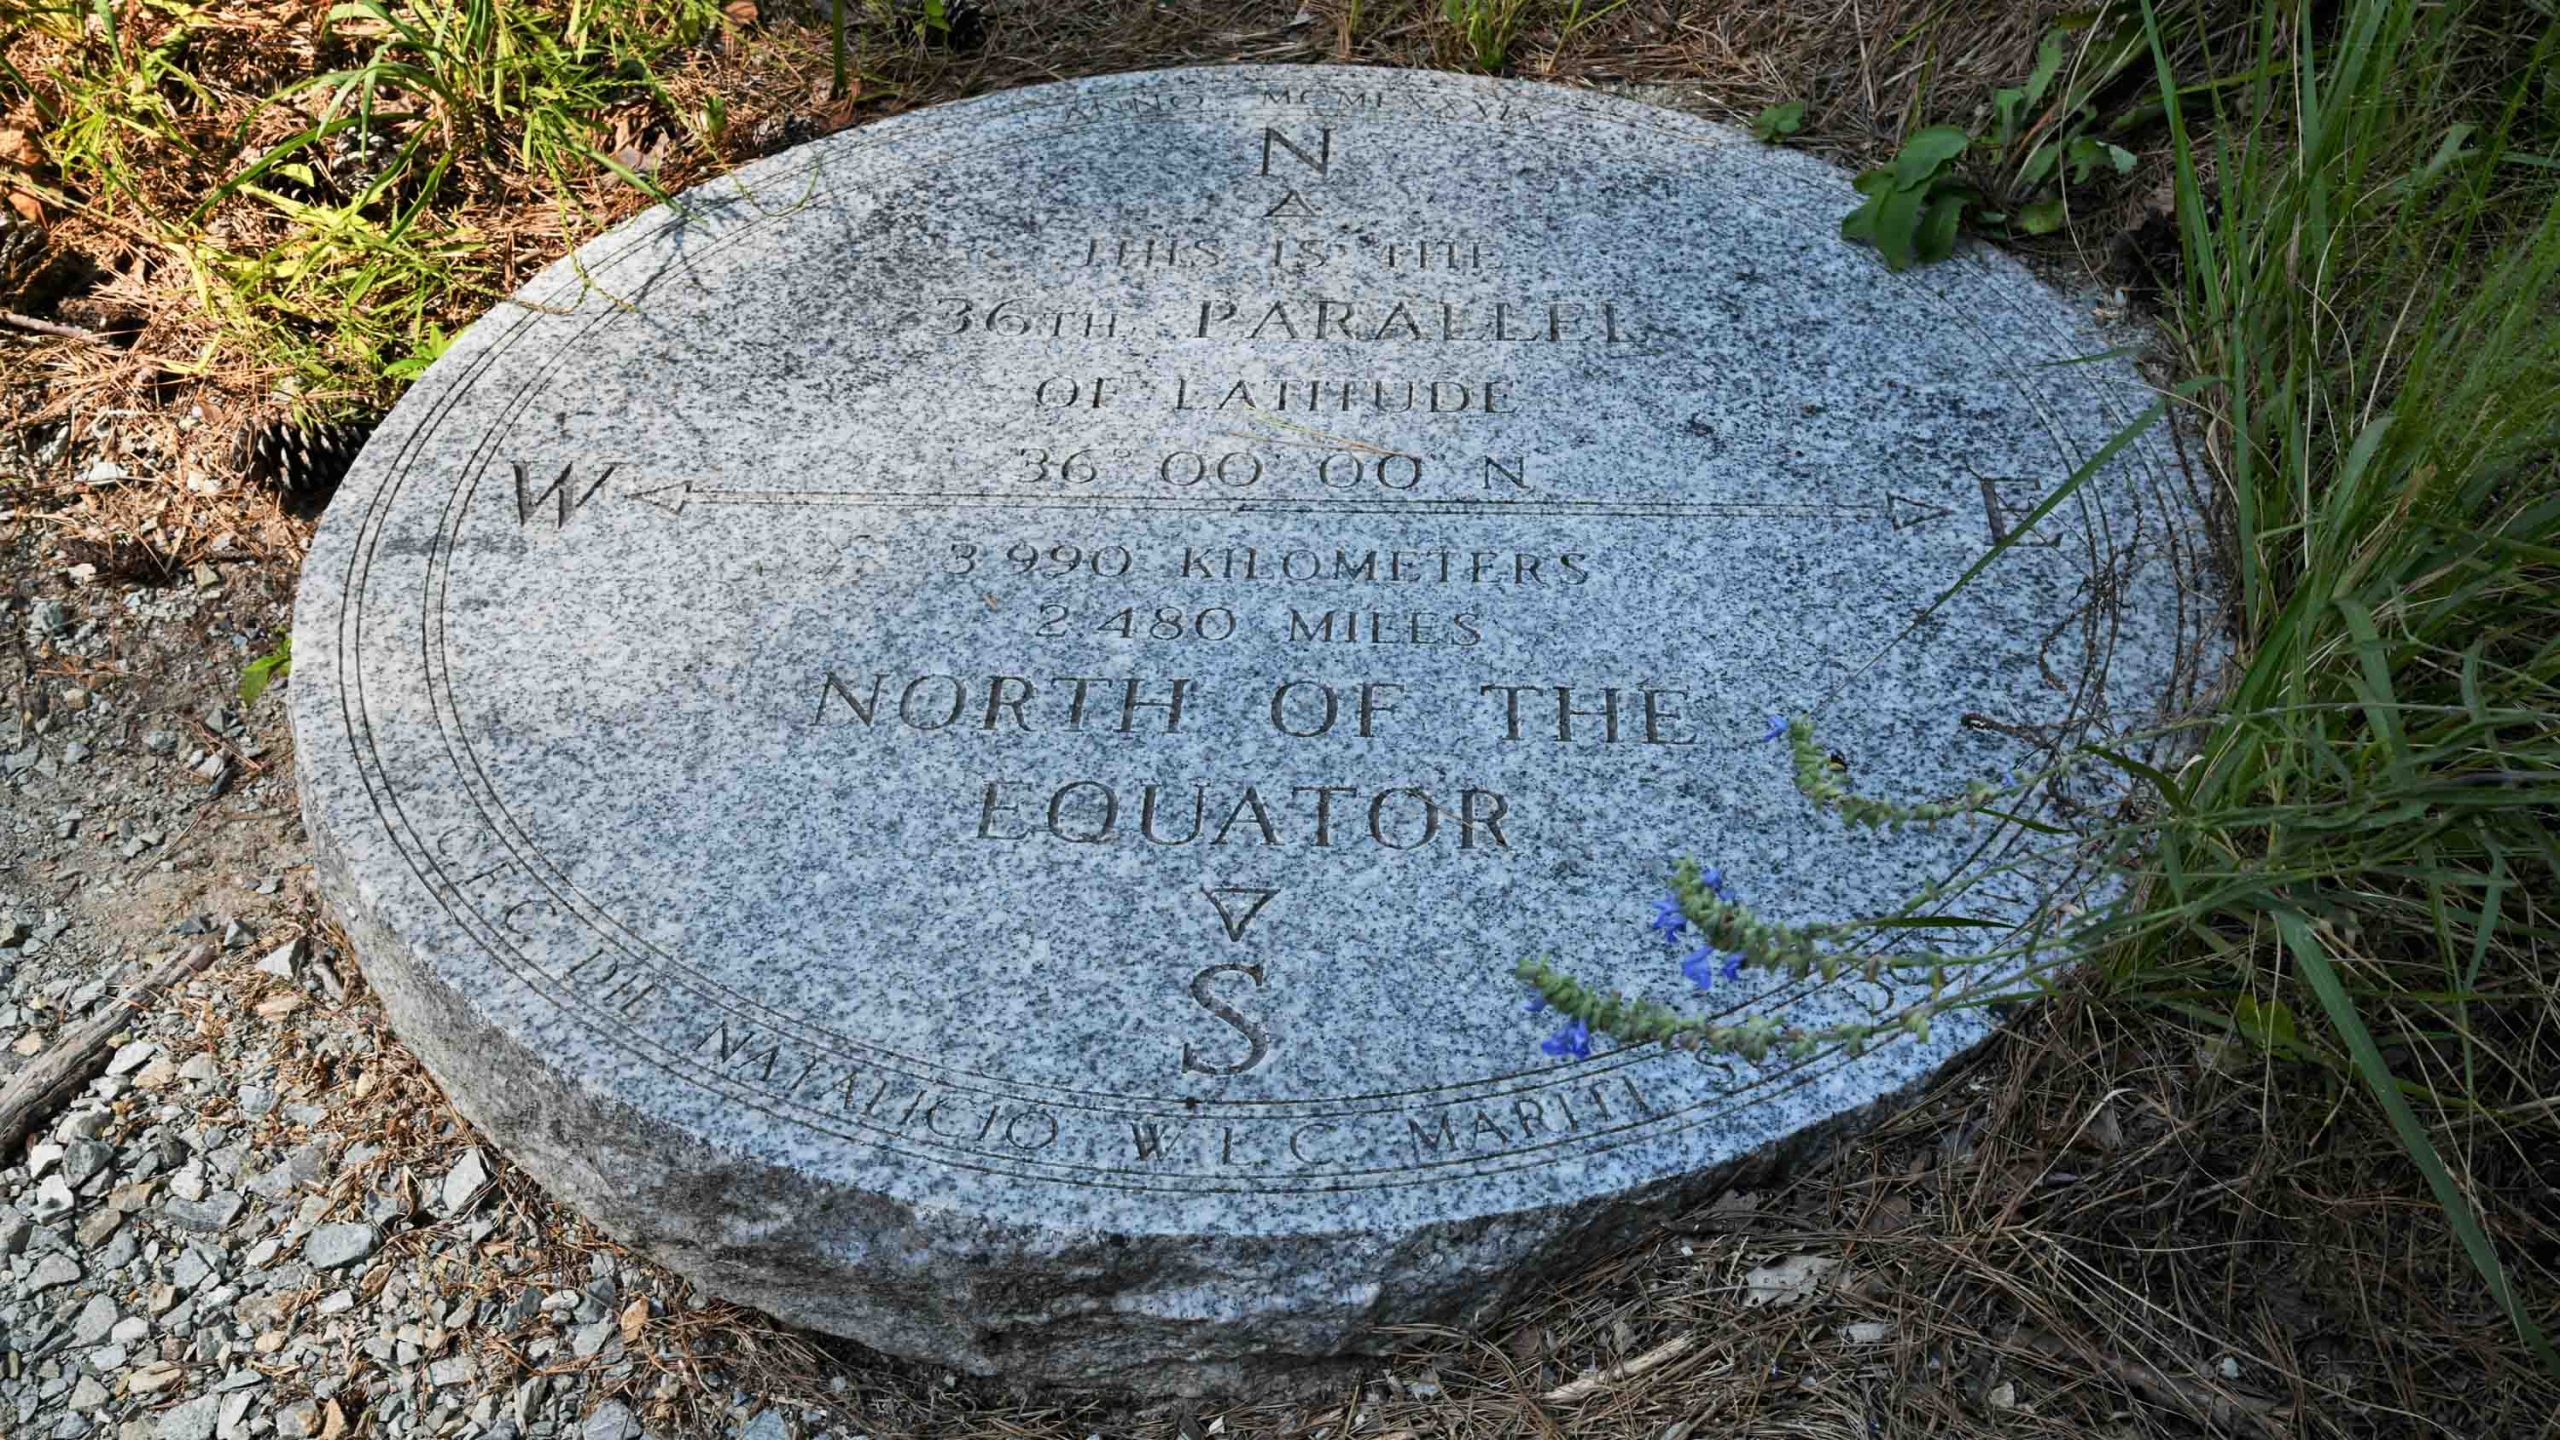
3, 3, 2555, 1438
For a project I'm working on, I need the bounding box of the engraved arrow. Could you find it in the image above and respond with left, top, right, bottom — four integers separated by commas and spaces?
629, 480, 692, 515
1885, 493, 1954, 530
1201, 887, 1279, 943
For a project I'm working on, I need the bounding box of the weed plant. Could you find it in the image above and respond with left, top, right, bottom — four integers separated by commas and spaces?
1531, 0, 2560, 1364
4, 0, 733, 413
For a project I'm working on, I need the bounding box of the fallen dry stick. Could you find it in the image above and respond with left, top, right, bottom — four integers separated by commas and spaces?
1541, 1333, 1698, 1404
0, 309, 111, 344
0, 940, 218, 1151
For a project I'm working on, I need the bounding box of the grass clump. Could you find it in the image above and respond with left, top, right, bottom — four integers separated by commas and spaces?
1532, 0, 2560, 1367
2, 0, 746, 418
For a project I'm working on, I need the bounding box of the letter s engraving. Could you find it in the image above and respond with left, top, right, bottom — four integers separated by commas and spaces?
1181, 963, 1273, 1076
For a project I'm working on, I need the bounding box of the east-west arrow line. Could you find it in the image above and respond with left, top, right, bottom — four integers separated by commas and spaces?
628, 480, 1957, 529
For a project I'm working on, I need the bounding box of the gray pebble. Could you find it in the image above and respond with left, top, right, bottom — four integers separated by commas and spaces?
59, 1141, 114, 1188
153, 1394, 219, 1440
163, 1192, 244, 1233
581, 1402, 643, 1440
302, 1223, 379, 1269
70, 1293, 117, 1344
438, 1149, 490, 1216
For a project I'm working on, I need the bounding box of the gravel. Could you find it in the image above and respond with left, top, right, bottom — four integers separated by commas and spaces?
0, 536, 896, 1440
154, 1393, 220, 1440
302, 1222, 379, 1269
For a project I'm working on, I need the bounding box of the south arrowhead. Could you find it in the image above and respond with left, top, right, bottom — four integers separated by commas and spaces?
1886, 493, 1953, 530
1201, 886, 1279, 943
630, 480, 691, 516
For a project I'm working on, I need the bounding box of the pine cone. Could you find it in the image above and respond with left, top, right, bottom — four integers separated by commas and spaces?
241, 416, 373, 504
0, 210, 54, 311
321, 126, 400, 205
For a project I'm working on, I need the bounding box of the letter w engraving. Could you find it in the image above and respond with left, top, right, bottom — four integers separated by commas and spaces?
1259, 127, 1332, 176
513, 461, 616, 528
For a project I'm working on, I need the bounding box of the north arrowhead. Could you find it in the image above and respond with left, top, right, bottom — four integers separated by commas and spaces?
1201, 886, 1279, 943
1886, 493, 1952, 530
630, 480, 691, 515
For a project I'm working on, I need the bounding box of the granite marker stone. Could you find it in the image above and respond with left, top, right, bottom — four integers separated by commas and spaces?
291, 65, 2217, 1391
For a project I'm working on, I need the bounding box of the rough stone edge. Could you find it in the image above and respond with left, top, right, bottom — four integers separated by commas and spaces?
303, 760, 1975, 1395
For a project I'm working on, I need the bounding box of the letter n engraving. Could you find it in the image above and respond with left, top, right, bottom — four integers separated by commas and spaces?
1259, 127, 1332, 176
513, 461, 616, 528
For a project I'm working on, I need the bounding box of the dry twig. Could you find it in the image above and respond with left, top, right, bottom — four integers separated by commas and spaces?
0, 939, 218, 1150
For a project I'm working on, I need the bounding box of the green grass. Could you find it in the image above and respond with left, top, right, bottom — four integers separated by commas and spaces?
2133, 0, 2560, 1365
1441, 0, 1534, 71
5, 0, 732, 413
1532, 0, 2560, 1368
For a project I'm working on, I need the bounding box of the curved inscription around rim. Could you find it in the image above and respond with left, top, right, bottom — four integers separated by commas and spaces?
323, 68, 2198, 1196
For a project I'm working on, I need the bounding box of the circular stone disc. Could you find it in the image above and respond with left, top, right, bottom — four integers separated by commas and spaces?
293, 66, 2213, 1390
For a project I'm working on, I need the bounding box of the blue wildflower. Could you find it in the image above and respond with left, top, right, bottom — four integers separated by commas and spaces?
1683, 946, 1748, 989
1541, 1018, 1592, 1060
1649, 894, 1687, 944
1697, 864, 1735, 902
1519, 992, 1548, 1014
1762, 714, 1789, 742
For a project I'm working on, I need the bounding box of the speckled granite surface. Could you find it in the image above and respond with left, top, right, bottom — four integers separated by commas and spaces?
291, 66, 2218, 1392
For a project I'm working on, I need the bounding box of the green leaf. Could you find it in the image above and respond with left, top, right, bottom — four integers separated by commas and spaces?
2230, 993, 2299, 1051
1751, 100, 1806, 143
2017, 197, 2068, 233
1991, 87, 2025, 147
1890, 126, 1970, 190
2017, 137, 2062, 187
239, 635, 293, 706
384, 323, 449, 382
1872, 181, 1930, 269
1917, 190, 1967, 261
2025, 26, 2068, 106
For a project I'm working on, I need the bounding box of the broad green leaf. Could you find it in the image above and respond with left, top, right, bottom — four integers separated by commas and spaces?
2026, 27, 2068, 106
1991, 87, 2025, 146
1917, 191, 1966, 260
2018, 137, 2062, 186
1872, 181, 1930, 269
239, 636, 293, 706
1890, 126, 1969, 191
2231, 993, 2299, 1051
